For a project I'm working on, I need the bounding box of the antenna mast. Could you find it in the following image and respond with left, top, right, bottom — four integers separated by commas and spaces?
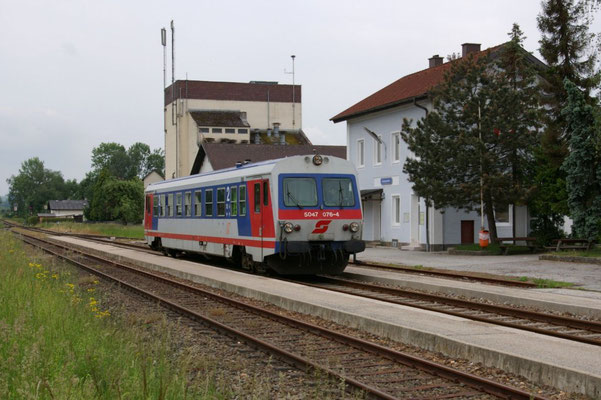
161, 28, 167, 88
285, 55, 296, 130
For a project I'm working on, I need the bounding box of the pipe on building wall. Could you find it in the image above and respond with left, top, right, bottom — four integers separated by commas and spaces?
413, 98, 431, 252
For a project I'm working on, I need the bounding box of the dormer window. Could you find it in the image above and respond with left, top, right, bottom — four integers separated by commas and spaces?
212, 128, 222, 134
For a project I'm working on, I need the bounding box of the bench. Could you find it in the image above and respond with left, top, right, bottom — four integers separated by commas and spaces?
545, 238, 595, 252
496, 237, 539, 255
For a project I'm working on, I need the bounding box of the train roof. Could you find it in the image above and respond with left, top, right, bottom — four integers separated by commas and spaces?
146, 155, 351, 193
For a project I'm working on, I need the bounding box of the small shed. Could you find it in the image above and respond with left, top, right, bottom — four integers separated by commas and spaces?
38, 200, 89, 222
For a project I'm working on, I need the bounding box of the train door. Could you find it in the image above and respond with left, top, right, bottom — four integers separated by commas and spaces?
144, 194, 153, 230
251, 179, 274, 261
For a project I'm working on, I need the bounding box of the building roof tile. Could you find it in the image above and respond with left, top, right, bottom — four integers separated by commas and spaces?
165, 80, 301, 106
331, 45, 504, 123
199, 143, 346, 171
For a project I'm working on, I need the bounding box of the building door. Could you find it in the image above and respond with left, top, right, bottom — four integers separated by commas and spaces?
461, 220, 474, 244
373, 202, 381, 241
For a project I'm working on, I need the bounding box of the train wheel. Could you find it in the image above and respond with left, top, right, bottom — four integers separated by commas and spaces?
241, 252, 253, 271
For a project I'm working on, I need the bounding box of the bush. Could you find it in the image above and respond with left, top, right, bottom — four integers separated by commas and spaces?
530, 214, 564, 246
26, 216, 38, 225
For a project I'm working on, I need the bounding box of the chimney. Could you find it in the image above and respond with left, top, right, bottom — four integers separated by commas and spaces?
428, 54, 443, 68
273, 122, 280, 138
461, 43, 481, 58
279, 130, 286, 145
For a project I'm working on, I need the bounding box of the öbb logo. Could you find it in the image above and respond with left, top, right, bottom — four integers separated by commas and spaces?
312, 220, 331, 234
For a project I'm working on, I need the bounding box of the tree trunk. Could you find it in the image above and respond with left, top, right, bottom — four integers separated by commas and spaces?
483, 190, 498, 243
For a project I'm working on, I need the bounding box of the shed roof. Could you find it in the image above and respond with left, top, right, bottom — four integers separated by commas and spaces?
192, 143, 346, 173
48, 200, 88, 211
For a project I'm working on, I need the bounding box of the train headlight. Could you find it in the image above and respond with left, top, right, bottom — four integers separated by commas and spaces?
349, 222, 360, 232
283, 222, 294, 233
312, 154, 323, 166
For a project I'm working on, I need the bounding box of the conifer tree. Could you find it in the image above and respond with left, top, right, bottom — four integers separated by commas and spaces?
401, 25, 541, 242
532, 0, 600, 236
561, 79, 601, 239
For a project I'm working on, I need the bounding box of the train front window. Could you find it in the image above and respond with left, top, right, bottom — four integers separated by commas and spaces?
322, 178, 355, 207
283, 178, 317, 208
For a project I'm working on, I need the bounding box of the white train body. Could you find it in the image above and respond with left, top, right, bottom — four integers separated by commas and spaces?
144, 155, 365, 274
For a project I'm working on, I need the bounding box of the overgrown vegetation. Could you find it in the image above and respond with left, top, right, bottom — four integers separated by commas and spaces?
37, 221, 145, 239
0, 232, 217, 399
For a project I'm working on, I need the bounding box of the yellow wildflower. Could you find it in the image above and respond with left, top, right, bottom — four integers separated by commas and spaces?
66, 283, 74, 289
28, 263, 35, 268
87, 288, 95, 293
51, 274, 59, 279
9, 250, 14, 254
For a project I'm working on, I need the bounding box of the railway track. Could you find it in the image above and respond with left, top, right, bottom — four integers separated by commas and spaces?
13, 230, 544, 400
295, 276, 601, 347
3, 219, 539, 289
349, 260, 537, 288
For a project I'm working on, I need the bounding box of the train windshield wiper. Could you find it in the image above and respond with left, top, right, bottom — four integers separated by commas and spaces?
287, 190, 303, 209
338, 181, 344, 208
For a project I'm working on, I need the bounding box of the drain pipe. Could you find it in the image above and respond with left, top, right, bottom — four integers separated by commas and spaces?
413, 98, 431, 252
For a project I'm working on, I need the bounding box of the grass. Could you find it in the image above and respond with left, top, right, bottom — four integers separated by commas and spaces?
451, 243, 536, 255
550, 247, 601, 258
523, 277, 575, 289
36, 221, 144, 239
0, 231, 221, 399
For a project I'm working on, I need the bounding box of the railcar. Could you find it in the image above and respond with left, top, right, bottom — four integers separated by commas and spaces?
143, 154, 365, 275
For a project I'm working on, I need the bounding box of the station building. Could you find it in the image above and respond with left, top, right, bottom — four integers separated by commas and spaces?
332, 43, 545, 249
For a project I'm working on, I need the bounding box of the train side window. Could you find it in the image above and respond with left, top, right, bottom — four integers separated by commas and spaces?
230, 186, 238, 216
205, 189, 213, 217
239, 185, 246, 216
176, 193, 182, 216
158, 195, 163, 217
217, 188, 225, 216
168, 194, 174, 217
194, 191, 202, 217
184, 191, 191, 216
153, 196, 159, 216
254, 183, 260, 212
263, 181, 269, 206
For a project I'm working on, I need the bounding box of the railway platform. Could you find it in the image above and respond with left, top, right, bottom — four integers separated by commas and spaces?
51, 236, 601, 398
358, 247, 601, 291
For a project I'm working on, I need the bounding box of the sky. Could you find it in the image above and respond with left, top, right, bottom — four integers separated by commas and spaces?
1, 0, 599, 196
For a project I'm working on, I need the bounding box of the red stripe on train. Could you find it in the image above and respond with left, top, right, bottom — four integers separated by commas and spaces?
278, 209, 362, 220
145, 231, 276, 249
